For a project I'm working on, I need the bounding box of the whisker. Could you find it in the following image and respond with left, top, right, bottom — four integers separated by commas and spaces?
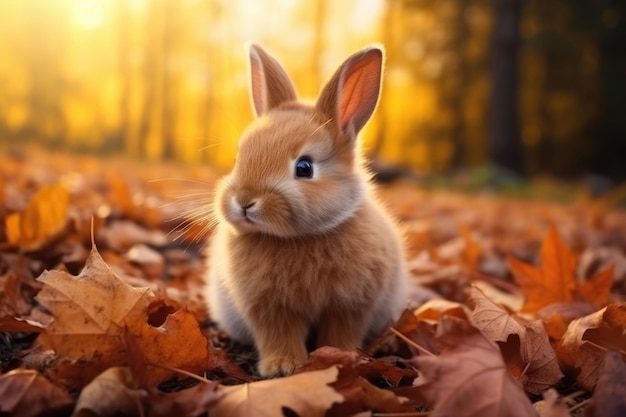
148, 178, 214, 186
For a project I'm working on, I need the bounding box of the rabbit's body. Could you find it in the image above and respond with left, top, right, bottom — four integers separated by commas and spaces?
206, 45, 408, 377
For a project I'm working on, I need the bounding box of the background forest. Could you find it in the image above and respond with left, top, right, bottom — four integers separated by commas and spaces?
0, 0, 625, 183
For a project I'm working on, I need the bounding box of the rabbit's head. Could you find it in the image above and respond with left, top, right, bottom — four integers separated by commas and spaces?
215, 44, 383, 238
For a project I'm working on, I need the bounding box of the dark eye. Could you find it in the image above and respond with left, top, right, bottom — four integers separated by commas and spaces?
295, 157, 314, 178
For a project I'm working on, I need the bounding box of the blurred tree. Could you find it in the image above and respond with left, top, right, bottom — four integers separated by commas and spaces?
489, 0, 524, 176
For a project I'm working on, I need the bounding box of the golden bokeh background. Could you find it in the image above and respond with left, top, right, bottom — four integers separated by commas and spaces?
0, 0, 624, 180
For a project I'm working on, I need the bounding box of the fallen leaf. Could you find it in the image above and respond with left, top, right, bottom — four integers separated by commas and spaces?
584, 350, 626, 417
469, 286, 563, 394
125, 299, 209, 387
35, 244, 152, 360
148, 382, 222, 417
557, 303, 626, 390
35, 244, 208, 388
578, 265, 614, 308
469, 285, 525, 342
520, 320, 563, 394
0, 369, 74, 417
413, 317, 536, 417
5, 183, 69, 250
508, 226, 577, 312
212, 366, 344, 417
72, 367, 143, 417
508, 226, 615, 314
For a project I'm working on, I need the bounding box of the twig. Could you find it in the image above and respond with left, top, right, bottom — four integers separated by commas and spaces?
568, 398, 591, 413
563, 390, 586, 404
517, 361, 531, 382
390, 328, 436, 357
148, 361, 213, 384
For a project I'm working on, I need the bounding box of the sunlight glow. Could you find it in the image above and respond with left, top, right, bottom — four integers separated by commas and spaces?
70, 0, 105, 29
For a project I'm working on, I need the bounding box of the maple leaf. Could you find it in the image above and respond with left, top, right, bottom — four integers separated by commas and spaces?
0, 369, 74, 417
557, 303, 626, 390
212, 366, 344, 417
35, 245, 152, 358
508, 226, 614, 313
5, 183, 69, 250
413, 317, 536, 417
469, 286, 563, 394
508, 226, 577, 312
35, 244, 209, 388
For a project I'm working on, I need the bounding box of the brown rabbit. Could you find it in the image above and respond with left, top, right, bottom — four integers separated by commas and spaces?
206, 44, 407, 377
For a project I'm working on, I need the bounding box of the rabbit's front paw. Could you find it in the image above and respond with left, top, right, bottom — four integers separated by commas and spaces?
258, 355, 303, 378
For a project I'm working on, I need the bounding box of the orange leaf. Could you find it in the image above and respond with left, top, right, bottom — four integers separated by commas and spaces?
508, 226, 577, 312
578, 265, 614, 308
5, 184, 69, 250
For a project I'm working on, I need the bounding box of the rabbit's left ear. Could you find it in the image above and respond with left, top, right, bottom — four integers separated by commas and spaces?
249, 44, 297, 117
316, 46, 383, 139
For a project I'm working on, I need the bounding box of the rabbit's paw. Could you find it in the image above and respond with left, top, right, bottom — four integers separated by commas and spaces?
258, 355, 302, 378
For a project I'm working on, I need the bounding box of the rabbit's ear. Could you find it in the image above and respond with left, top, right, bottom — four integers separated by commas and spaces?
316, 46, 383, 139
249, 44, 297, 117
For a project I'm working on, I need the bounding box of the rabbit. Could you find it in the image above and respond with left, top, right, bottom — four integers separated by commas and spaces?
206, 44, 408, 378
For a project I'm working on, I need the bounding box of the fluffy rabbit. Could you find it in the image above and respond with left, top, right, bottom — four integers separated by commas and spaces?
207, 44, 407, 377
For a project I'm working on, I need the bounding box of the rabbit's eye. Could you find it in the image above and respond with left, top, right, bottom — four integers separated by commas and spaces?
295, 157, 313, 178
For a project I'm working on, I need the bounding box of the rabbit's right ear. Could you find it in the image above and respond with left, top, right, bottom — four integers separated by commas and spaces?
249, 44, 297, 117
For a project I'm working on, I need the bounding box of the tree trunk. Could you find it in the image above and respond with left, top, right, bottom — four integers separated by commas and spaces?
489, 0, 524, 175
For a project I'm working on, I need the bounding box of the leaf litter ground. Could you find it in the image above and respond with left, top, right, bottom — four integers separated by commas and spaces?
1, 148, 626, 417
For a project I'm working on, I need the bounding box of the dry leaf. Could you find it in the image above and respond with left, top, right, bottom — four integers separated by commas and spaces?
557, 303, 626, 390
469, 285, 525, 342
148, 382, 222, 417
469, 286, 563, 394
35, 244, 208, 388
508, 226, 577, 312
6, 183, 69, 250
520, 320, 563, 394
413, 317, 536, 417
0, 369, 74, 417
35, 245, 152, 360
212, 366, 344, 417
509, 226, 615, 313
584, 350, 626, 417
72, 367, 143, 417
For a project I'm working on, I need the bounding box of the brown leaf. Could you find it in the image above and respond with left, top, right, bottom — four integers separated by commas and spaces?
148, 382, 222, 417
212, 366, 344, 417
296, 347, 415, 415
584, 350, 626, 417
557, 303, 626, 390
35, 244, 208, 388
72, 367, 142, 417
0, 369, 74, 417
413, 317, 536, 417
508, 226, 577, 312
520, 320, 563, 394
35, 245, 152, 362
469, 285, 525, 342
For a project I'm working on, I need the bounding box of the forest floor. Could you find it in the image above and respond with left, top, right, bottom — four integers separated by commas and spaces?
1, 147, 625, 417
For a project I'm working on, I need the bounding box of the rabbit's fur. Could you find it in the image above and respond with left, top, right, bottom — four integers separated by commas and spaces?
207, 44, 407, 377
